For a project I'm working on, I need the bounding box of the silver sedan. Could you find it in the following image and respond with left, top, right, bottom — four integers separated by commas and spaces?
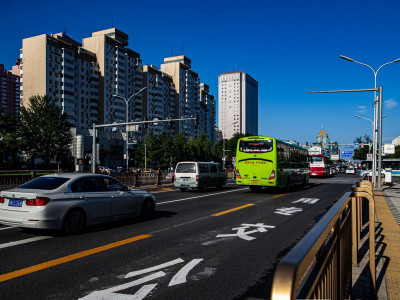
0, 173, 156, 234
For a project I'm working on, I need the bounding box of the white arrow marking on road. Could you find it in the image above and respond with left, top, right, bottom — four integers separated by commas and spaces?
292, 198, 319, 204
274, 207, 303, 216
79, 272, 165, 300
125, 258, 184, 278
169, 259, 203, 286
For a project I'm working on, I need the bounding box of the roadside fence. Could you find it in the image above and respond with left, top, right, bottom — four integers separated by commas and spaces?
270, 180, 376, 300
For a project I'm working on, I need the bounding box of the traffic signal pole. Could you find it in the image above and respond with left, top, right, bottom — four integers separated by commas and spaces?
91, 115, 198, 174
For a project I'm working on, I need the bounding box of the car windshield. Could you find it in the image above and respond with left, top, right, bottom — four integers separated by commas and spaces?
19, 177, 70, 190
176, 163, 196, 173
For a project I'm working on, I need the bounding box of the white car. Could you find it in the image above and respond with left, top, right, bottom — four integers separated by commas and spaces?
345, 167, 356, 175
0, 173, 156, 234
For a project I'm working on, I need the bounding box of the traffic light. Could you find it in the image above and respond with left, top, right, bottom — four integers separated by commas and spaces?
194, 113, 199, 127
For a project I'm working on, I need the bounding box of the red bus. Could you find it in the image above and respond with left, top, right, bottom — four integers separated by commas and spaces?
310, 154, 330, 177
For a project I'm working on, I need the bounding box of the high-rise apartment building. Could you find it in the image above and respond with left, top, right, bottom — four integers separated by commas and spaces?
218, 71, 258, 139
161, 56, 200, 139
21, 33, 100, 134
142, 65, 176, 136
199, 83, 216, 143
19, 29, 216, 167
161, 55, 214, 140
82, 28, 143, 128
0, 64, 20, 115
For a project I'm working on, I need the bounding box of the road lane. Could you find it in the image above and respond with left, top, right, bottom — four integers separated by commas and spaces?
0, 176, 355, 299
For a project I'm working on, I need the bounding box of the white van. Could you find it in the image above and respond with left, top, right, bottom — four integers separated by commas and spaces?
174, 162, 227, 192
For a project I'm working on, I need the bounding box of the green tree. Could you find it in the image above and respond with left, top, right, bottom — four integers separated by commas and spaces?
19, 95, 73, 166
353, 134, 372, 160
197, 131, 212, 161
144, 131, 161, 169
159, 131, 175, 169
0, 108, 22, 167
173, 132, 189, 163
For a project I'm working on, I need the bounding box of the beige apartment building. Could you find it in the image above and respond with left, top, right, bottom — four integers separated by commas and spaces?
161, 55, 201, 139
82, 28, 143, 128
21, 32, 99, 134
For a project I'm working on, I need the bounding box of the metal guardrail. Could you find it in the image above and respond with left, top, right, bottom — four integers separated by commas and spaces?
271, 181, 376, 300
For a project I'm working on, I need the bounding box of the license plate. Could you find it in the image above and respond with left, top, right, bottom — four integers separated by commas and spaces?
250, 180, 259, 185
8, 199, 23, 207
182, 178, 189, 182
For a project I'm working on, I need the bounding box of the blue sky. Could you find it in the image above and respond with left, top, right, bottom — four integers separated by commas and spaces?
1, 0, 400, 145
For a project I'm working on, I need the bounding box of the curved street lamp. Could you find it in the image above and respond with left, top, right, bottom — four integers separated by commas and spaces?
113, 87, 147, 171
341, 55, 400, 188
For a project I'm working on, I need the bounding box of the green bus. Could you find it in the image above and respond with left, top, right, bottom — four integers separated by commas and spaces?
235, 136, 310, 192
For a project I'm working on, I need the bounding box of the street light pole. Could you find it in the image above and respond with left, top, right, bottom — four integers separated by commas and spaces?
354, 115, 373, 155
113, 87, 147, 171
355, 115, 387, 155
222, 121, 238, 170
340, 55, 400, 188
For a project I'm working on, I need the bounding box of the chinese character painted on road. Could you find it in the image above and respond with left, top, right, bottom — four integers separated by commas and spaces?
80, 258, 203, 300
274, 207, 303, 216
216, 223, 275, 241
292, 198, 319, 204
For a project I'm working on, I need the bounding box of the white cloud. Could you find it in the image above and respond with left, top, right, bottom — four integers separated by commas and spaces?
356, 105, 368, 114
384, 98, 398, 109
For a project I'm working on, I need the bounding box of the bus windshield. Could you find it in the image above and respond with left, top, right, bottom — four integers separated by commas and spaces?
239, 139, 273, 153
311, 156, 324, 163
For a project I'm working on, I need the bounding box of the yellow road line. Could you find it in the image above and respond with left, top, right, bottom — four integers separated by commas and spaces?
273, 194, 286, 198
212, 204, 254, 216
0, 234, 151, 283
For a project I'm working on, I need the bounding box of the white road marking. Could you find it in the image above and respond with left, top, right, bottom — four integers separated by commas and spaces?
292, 198, 319, 204
217, 223, 275, 241
169, 259, 203, 286
0, 236, 52, 249
274, 207, 303, 216
125, 258, 184, 279
158, 188, 248, 205
0, 227, 15, 231
80, 272, 165, 300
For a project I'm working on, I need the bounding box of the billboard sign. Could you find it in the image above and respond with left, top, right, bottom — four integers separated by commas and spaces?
384, 144, 395, 154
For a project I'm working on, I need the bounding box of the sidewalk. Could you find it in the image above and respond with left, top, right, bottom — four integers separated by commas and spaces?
352, 177, 400, 299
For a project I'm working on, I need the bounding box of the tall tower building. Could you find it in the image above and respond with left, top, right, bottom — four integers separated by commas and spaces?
82, 28, 143, 128
218, 71, 258, 139
21, 33, 99, 134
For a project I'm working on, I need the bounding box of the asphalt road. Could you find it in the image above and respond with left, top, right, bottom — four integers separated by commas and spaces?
0, 174, 359, 299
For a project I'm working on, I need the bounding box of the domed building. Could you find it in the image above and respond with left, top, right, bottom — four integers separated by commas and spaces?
316, 127, 330, 149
